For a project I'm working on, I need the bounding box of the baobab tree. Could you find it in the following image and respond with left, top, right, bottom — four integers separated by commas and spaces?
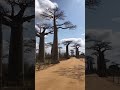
0, 3, 9, 87
88, 41, 112, 77
62, 40, 73, 59
75, 44, 81, 58
72, 43, 81, 58
86, 56, 94, 72
41, 7, 76, 64
1, 0, 35, 83
36, 23, 53, 63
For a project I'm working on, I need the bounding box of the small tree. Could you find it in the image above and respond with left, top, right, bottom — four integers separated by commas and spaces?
1, 0, 35, 83
41, 7, 76, 64
62, 40, 73, 59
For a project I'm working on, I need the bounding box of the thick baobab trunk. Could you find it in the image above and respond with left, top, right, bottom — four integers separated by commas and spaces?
8, 24, 23, 82
66, 45, 69, 59
89, 60, 93, 71
0, 15, 2, 88
100, 52, 106, 76
98, 52, 106, 77
97, 55, 100, 73
38, 35, 45, 63
76, 47, 79, 58
52, 16, 59, 64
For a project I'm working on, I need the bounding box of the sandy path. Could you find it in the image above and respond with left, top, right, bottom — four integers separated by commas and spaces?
86, 74, 120, 90
35, 57, 85, 90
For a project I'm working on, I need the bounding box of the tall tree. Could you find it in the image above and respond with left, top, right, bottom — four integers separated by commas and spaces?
58, 46, 62, 58
41, 7, 76, 64
88, 41, 112, 77
72, 43, 81, 58
85, 0, 101, 9
62, 41, 73, 59
70, 49, 74, 56
0, 3, 9, 87
2, 0, 35, 82
36, 23, 53, 63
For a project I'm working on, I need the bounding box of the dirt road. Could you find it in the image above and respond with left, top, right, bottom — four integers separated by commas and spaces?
86, 74, 120, 90
35, 57, 85, 90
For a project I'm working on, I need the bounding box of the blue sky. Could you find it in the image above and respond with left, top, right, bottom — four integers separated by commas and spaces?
45, 0, 85, 43
36, 0, 85, 53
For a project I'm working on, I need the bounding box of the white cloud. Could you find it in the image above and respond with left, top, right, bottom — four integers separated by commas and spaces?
36, 37, 85, 54
60, 38, 85, 53
60, 38, 85, 47
35, 0, 58, 24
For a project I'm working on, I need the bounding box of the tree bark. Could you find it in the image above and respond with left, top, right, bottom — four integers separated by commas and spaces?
0, 15, 2, 88
97, 52, 106, 77
8, 24, 23, 83
66, 45, 69, 59
51, 16, 59, 64
76, 47, 79, 58
38, 35, 45, 63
